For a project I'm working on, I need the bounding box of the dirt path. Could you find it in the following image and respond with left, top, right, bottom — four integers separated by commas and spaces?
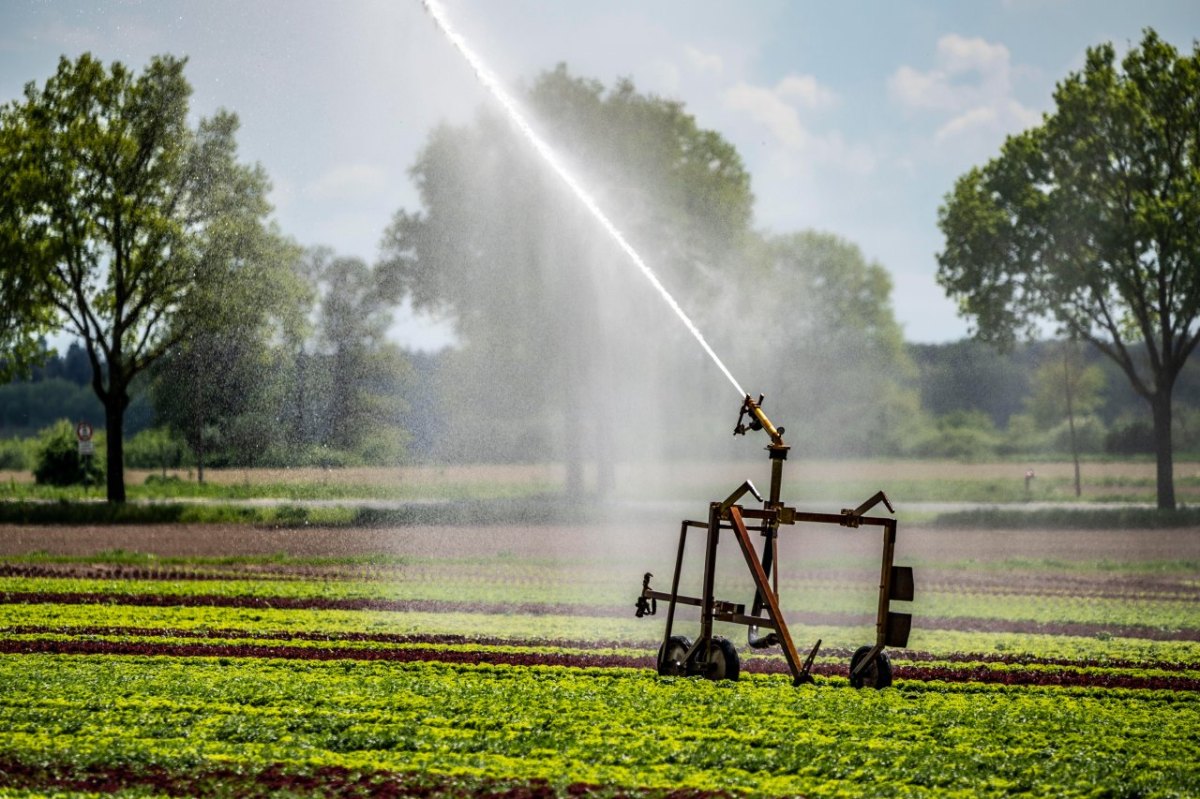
0, 521, 1197, 563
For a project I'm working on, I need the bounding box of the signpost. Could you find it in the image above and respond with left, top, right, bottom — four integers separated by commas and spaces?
75, 421, 96, 494
75, 421, 94, 456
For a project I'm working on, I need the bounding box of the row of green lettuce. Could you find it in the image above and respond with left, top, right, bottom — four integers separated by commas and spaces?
2, 654, 1197, 798
4, 602, 1198, 666
3, 572, 1196, 633
2, 628, 1197, 687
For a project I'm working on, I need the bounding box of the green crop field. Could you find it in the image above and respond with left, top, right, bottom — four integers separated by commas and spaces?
0, 518, 1197, 797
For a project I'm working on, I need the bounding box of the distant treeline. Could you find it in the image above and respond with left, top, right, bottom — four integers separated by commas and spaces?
911, 339, 1199, 433
2, 338, 1196, 463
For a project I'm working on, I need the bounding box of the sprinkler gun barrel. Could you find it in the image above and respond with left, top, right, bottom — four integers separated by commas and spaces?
734, 394, 785, 448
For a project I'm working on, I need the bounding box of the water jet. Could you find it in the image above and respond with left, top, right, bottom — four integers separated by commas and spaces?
420, 0, 912, 688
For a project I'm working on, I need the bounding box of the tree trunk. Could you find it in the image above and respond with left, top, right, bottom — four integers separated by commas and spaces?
565, 450, 583, 497
104, 393, 128, 503
1063, 350, 1081, 498
1150, 391, 1176, 510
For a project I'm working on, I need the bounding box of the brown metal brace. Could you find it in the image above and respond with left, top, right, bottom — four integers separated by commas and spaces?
727, 506, 810, 685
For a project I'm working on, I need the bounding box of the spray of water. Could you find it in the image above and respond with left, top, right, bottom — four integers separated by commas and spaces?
420, 0, 746, 400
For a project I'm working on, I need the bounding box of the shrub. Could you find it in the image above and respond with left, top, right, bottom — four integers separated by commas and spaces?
33, 420, 105, 487
1047, 414, 1107, 454
0, 437, 35, 471
1106, 416, 1155, 455
125, 427, 186, 472
1173, 405, 1200, 455
998, 413, 1048, 456
908, 410, 1000, 459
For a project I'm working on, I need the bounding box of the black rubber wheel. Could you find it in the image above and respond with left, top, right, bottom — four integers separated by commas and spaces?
657, 635, 692, 677
705, 636, 741, 681
849, 645, 892, 689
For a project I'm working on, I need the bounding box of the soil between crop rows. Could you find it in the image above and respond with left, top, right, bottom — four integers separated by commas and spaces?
0, 758, 734, 799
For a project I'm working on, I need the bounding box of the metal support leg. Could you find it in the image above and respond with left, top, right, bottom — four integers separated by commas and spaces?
728, 506, 806, 684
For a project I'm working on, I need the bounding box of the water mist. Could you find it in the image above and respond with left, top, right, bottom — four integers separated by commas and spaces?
419, 0, 746, 402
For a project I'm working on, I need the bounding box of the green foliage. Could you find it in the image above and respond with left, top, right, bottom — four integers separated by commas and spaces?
908, 340, 1036, 428
0, 499, 353, 526
0, 378, 103, 436
1, 655, 1198, 798
1046, 414, 1108, 454
0, 53, 277, 502
936, 30, 1200, 509
907, 410, 1000, 459
1173, 405, 1200, 455
1106, 415, 1156, 455
0, 539, 1199, 797
933, 506, 1200, 529
1025, 345, 1106, 428
0, 437, 35, 471
123, 427, 186, 471
294, 249, 412, 461
149, 233, 307, 478
380, 65, 756, 468
743, 232, 922, 457
31, 420, 104, 487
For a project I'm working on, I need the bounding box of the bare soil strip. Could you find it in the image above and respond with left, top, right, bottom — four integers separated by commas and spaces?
3, 522, 1199, 563
0, 758, 735, 799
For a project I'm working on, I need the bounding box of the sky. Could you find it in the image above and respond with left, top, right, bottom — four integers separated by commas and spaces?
1, 0, 1197, 352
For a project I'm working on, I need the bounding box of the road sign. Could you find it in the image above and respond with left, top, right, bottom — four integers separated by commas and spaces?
78, 440, 95, 456
75, 421, 94, 442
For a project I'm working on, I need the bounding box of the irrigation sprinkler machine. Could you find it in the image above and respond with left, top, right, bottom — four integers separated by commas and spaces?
634, 395, 914, 689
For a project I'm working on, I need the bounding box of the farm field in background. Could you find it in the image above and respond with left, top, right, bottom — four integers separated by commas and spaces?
0, 521, 1197, 797
2, 459, 1199, 505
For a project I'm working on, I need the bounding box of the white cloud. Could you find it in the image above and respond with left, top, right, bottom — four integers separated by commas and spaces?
935, 99, 1040, 143
889, 33, 1038, 145
647, 58, 682, 93
684, 45, 724, 76
302, 163, 388, 203
723, 82, 809, 149
775, 74, 837, 110
938, 34, 1010, 80
889, 34, 1013, 111
721, 75, 868, 177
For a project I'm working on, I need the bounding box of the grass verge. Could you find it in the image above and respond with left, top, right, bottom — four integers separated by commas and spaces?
931, 506, 1200, 529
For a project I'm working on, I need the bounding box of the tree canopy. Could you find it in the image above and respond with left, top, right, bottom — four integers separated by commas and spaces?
743, 231, 918, 456
380, 65, 757, 481
381, 64, 921, 471
937, 30, 1200, 509
0, 53, 279, 501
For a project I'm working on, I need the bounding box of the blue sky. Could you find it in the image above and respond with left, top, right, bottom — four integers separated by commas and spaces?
1, 0, 1197, 350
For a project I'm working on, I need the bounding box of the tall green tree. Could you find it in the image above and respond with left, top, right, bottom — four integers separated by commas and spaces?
150, 231, 303, 480
307, 248, 411, 462
746, 231, 920, 456
0, 54, 276, 501
937, 30, 1200, 509
380, 65, 754, 486
278, 245, 410, 463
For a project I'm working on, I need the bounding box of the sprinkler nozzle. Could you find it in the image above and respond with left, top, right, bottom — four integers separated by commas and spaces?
734, 395, 785, 447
